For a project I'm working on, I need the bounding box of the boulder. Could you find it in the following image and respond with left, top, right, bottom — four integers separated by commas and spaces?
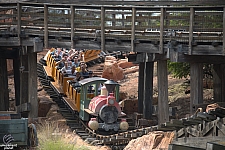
38, 96, 55, 117
124, 131, 174, 150
102, 58, 124, 81
118, 59, 136, 69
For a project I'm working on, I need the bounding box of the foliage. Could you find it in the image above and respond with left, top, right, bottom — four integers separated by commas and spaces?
167, 61, 190, 79
37, 121, 90, 150
168, 61, 213, 79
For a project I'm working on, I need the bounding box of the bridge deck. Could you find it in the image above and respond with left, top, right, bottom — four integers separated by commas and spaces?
0, 1, 224, 56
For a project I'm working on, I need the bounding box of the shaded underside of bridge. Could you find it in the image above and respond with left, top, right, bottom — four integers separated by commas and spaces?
0, 0, 225, 123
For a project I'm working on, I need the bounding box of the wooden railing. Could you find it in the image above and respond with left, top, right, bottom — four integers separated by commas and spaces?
0, 2, 224, 55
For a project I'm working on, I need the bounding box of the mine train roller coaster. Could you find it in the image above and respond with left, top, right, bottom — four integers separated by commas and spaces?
38, 49, 225, 149
40, 48, 129, 133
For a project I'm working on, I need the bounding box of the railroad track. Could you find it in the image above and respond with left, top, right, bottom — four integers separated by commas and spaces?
37, 60, 225, 150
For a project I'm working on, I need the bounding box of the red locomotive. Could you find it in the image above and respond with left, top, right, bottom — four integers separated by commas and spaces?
88, 80, 129, 131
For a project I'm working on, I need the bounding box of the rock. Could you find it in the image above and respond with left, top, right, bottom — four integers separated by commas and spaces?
38, 96, 55, 117
7, 59, 13, 75
105, 56, 117, 61
118, 59, 136, 69
119, 92, 127, 101
124, 131, 174, 150
102, 59, 124, 81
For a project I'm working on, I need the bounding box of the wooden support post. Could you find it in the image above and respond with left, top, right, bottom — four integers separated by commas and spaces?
71, 6, 75, 49
101, 7, 105, 52
189, 7, 194, 55
213, 64, 225, 102
0, 59, 9, 110
131, 7, 136, 52
122, 13, 125, 27
44, 4, 48, 48
157, 60, 169, 125
159, 8, 165, 54
13, 58, 20, 106
17, 3, 21, 45
143, 56, 153, 119
28, 47, 38, 118
223, 7, 225, 55
138, 62, 145, 113
19, 52, 28, 110
190, 63, 203, 114
112, 14, 116, 26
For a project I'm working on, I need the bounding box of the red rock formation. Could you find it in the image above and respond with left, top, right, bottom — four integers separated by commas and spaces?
124, 131, 174, 150
102, 56, 124, 81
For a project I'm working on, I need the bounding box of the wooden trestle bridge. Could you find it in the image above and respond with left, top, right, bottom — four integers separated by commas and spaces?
0, 0, 225, 138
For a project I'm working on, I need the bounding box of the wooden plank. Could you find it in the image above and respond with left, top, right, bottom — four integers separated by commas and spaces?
168, 144, 205, 150
131, 7, 136, 52
171, 137, 225, 150
101, 6, 105, 52
84, 108, 97, 116
28, 50, 38, 118
189, 7, 194, 55
63, 97, 77, 111
51, 81, 64, 95
157, 60, 169, 125
223, 7, 225, 55
159, 8, 164, 54
19, 54, 28, 110
71, 5, 75, 49
20, 0, 225, 6
143, 61, 153, 119
44, 4, 48, 48
0, 59, 9, 111
190, 63, 203, 114
206, 142, 225, 150
17, 3, 21, 45
13, 58, 20, 106
17, 102, 31, 113
138, 62, 144, 113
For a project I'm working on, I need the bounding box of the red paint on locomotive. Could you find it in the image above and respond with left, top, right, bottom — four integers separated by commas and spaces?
88, 93, 121, 115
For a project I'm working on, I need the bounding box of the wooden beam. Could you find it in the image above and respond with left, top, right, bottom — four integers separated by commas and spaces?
28, 48, 38, 118
213, 64, 225, 102
190, 63, 203, 114
13, 58, 20, 106
101, 6, 105, 52
189, 7, 194, 55
159, 8, 165, 54
19, 54, 28, 109
157, 60, 169, 125
170, 50, 225, 64
143, 59, 153, 119
17, 3, 21, 45
21, 0, 225, 6
223, 7, 225, 55
17, 102, 31, 113
71, 6, 75, 49
0, 59, 9, 111
44, 4, 48, 48
0, 49, 19, 59
131, 7, 136, 52
138, 62, 144, 113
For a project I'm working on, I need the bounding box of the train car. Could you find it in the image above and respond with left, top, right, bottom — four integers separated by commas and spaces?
42, 49, 129, 132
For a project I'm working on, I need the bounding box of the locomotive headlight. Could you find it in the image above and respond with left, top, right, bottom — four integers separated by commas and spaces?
108, 99, 114, 105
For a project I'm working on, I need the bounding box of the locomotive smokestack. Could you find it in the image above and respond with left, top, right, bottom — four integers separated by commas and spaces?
104, 79, 118, 93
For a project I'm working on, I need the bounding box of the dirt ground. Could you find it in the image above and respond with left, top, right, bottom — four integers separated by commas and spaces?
7, 49, 214, 150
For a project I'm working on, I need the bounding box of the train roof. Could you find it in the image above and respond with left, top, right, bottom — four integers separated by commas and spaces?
78, 77, 108, 85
